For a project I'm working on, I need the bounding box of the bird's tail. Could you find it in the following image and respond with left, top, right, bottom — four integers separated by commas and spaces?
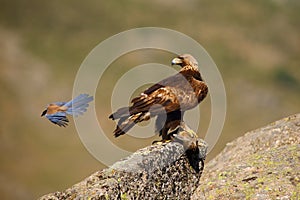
113, 112, 150, 137
65, 94, 94, 116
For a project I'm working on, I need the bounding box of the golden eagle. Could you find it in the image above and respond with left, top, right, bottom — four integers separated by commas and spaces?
109, 54, 208, 139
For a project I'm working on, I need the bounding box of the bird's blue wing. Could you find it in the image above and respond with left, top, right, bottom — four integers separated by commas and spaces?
64, 94, 94, 117
46, 112, 69, 127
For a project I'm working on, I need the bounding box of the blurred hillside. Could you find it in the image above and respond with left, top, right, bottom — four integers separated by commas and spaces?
0, 0, 299, 199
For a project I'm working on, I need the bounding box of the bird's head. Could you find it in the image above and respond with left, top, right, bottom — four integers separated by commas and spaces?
171, 54, 198, 68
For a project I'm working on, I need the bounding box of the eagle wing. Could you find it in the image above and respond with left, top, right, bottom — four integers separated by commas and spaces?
109, 75, 183, 137
129, 73, 191, 114
109, 73, 184, 120
130, 86, 180, 115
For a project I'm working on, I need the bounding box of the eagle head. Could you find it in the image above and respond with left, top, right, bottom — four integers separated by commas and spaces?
171, 54, 198, 67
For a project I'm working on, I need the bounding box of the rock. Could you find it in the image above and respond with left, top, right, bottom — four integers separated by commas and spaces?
39, 113, 300, 200
192, 113, 300, 200
39, 139, 208, 200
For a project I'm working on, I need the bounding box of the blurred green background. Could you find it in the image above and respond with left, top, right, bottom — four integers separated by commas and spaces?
0, 0, 299, 199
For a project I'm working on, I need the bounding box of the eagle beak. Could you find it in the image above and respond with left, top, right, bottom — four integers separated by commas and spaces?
171, 57, 182, 65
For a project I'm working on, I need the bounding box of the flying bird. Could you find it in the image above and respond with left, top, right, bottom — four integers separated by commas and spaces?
109, 54, 208, 139
41, 94, 93, 127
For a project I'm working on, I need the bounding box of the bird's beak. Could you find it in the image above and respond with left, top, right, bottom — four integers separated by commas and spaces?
41, 109, 47, 117
171, 57, 182, 65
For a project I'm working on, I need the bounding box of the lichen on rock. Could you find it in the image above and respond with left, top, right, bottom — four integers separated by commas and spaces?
192, 113, 300, 200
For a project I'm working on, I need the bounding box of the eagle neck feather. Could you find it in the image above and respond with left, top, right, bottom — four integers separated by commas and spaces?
180, 65, 203, 81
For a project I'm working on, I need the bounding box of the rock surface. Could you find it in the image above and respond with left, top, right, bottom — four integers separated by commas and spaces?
39, 139, 208, 200
39, 113, 300, 200
192, 113, 300, 200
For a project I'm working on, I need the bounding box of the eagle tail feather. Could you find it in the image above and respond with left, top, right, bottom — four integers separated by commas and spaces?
109, 107, 130, 120
113, 112, 150, 137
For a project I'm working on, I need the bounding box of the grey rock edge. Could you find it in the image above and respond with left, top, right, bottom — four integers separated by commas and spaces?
39, 139, 208, 200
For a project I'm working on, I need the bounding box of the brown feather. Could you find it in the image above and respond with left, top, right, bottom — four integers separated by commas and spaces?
110, 54, 208, 138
